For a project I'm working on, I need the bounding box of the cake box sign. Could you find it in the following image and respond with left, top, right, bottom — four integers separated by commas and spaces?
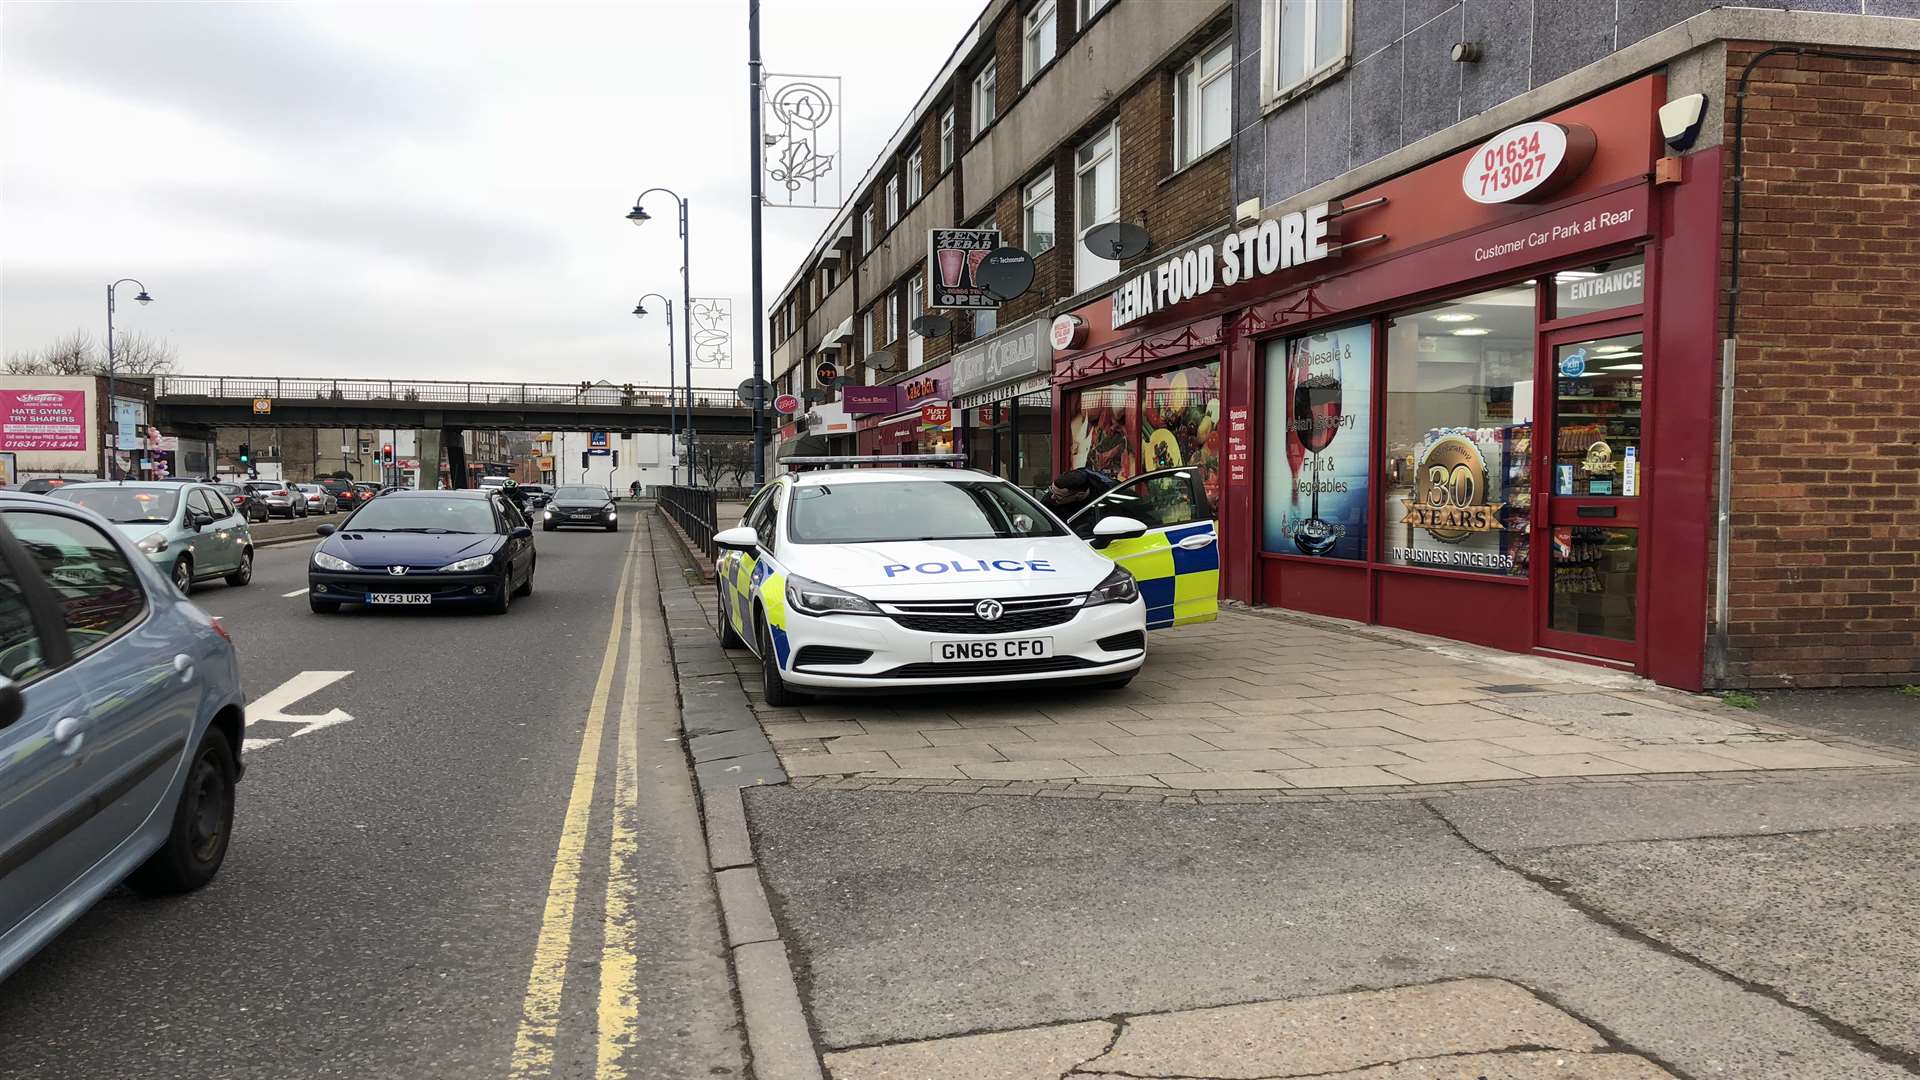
1462, 121, 1596, 205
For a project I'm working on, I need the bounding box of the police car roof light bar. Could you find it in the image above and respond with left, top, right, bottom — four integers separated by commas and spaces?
781, 454, 969, 467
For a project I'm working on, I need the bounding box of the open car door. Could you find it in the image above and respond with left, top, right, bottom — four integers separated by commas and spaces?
1067, 468, 1218, 629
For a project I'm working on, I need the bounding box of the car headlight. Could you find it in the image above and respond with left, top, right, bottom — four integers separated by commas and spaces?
312, 550, 356, 572
544, 509, 554, 519
136, 532, 169, 554
439, 552, 495, 573
784, 574, 881, 617
1084, 566, 1140, 607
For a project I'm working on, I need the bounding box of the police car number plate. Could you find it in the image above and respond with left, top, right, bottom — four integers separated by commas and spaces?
933, 638, 1052, 661
367, 593, 431, 605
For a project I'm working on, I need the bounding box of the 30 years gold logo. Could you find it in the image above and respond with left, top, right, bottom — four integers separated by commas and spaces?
1400, 435, 1505, 542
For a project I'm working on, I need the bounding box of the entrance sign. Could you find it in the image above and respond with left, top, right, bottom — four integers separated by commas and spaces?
1462, 121, 1596, 205
950, 318, 1050, 400
841, 385, 900, 415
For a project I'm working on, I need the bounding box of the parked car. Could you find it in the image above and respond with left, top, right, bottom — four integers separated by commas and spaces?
295, 483, 337, 515
0, 491, 246, 982
245, 480, 307, 518
353, 482, 382, 504
52, 482, 255, 594
213, 482, 270, 523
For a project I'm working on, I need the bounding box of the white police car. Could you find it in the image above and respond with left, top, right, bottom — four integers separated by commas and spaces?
713, 460, 1218, 705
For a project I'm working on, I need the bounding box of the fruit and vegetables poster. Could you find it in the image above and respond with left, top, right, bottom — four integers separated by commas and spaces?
1261, 324, 1372, 560
1069, 384, 1138, 480
1140, 363, 1221, 511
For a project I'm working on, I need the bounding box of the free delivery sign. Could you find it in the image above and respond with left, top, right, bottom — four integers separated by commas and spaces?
1, 390, 88, 451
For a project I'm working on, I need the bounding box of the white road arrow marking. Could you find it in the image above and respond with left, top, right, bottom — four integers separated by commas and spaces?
246, 670, 355, 738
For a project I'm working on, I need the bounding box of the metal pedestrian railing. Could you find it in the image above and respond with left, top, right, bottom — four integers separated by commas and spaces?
155, 374, 743, 410
659, 486, 719, 563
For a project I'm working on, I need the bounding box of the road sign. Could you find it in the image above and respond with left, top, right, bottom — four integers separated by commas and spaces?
589, 448, 612, 457
252, 398, 272, 415
736, 378, 773, 407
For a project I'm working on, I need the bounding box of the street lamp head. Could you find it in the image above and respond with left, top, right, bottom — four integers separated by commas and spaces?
626, 204, 651, 226
133, 291, 154, 306
632, 302, 648, 319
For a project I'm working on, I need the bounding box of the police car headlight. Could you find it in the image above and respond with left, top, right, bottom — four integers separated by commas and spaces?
312, 550, 356, 572
438, 553, 495, 573
1084, 566, 1139, 607
785, 574, 881, 616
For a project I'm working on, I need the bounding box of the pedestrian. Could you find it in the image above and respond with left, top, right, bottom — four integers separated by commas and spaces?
628, 480, 640, 499
1038, 467, 1113, 519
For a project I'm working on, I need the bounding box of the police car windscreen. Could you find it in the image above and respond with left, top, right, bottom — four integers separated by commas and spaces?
789, 481, 1065, 544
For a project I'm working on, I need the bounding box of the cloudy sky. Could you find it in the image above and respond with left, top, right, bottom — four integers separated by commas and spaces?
1, 1, 979, 388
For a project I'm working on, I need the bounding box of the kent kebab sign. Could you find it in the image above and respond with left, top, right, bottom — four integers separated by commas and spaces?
1110, 202, 1382, 331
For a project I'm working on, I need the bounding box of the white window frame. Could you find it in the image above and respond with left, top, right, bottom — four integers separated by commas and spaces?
939, 107, 956, 170
1079, 0, 1113, 23
908, 274, 926, 368
862, 205, 876, 251
1261, 0, 1352, 108
1023, 0, 1058, 86
884, 175, 900, 228
885, 289, 899, 345
1174, 36, 1233, 170
906, 147, 924, 204
971, 60, 998, 136
968, 215, 999, 336
1022, 171, 1056, 257
862, 308, 875, 354
1074, 122, 1120, 293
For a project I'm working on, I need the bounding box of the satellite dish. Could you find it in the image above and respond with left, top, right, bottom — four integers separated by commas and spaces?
830, 375, 856, 388
735, 377, 774, 407
1082, 221, 1151, 261
802, 388, 827, 404
868, 353, 901, 372
977, 247, 1036, 300
910, 314, 953, 338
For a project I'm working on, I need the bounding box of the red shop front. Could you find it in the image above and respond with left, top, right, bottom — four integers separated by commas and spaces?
1051, 75, 1721, 689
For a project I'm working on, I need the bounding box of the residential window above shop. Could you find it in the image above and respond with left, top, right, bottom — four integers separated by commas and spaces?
1080, 0, 1113, 24
906, 146, 924, 204
1075, 123, 1120, 292
1022, 172, 1056, 257
885, 288, 900, 344
862, 206, 875, 252
939, 107, 956, 170
884, 175, 900, 227
862, 308, 875, 355
1266, 0, 1350, 104
1024, 1, 1058, 85
972, 60, 998, 136
1175, 36, 1233, 169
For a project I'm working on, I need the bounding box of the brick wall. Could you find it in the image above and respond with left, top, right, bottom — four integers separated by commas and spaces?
1719, 43, 1920, 687
1116, 48, 1231, 282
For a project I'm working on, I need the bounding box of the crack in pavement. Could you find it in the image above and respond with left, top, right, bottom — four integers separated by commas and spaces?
1422, 799, 1920, 1077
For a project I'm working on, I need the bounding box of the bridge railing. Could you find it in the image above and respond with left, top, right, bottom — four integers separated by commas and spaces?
156, 375, 742, 410
658, 486, 719, 564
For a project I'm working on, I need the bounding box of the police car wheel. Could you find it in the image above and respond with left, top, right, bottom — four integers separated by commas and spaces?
717, 585, 745, 648
757, 616, 801, 707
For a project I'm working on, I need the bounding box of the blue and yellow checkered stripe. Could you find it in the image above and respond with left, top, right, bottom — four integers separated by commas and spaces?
1104, 522, 1219, 629
721, 552, 792, 667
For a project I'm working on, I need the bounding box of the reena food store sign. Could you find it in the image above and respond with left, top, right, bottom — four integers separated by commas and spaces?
1110, 203, 1355, 331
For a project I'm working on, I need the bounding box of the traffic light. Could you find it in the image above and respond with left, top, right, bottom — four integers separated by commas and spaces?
581, 450, 590, 469
381, 443, 394, 464
238, 443, 251, 464
612, 450, 620, 467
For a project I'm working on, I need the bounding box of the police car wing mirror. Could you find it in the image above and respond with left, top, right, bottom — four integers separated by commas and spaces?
714, 526, 759, 552
1089, 515, 1149, 549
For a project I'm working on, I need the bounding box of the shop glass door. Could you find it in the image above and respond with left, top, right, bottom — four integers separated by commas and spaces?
1537, 321, 1645, 662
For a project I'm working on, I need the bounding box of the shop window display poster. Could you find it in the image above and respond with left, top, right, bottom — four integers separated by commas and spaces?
1141, 362, 1221, 511
1069, 382, 1138, 480
1262, 324, 1371, 560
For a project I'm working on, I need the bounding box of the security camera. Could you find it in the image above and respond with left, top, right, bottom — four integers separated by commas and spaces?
1658, 93, 1708, 152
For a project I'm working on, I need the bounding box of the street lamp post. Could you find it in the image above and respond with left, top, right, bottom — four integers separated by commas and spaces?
104, 278, 154, 479
633, 293, 678, 485
626, 189, 696, 485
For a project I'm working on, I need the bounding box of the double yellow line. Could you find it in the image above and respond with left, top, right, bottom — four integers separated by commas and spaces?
507, 525, 647, 1078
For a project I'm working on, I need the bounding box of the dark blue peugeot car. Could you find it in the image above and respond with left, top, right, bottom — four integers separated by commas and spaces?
307, 490, 536, 615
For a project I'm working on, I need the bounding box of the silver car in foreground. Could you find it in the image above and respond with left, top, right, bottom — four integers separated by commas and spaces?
0, 492, 246, 982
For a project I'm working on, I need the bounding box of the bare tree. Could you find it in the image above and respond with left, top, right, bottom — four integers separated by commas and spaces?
689, 436, 754, 490
1, 329, 178, 376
